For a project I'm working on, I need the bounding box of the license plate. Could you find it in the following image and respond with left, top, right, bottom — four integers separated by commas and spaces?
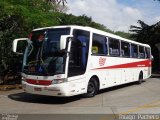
34, 87, 42, 91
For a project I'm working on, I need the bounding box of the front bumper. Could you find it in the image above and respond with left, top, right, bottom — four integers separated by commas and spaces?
22, 81, 70, 97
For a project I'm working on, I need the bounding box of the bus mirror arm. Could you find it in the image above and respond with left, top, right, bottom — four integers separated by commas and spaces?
12, 38, 30, 55
60, 35, 73, 50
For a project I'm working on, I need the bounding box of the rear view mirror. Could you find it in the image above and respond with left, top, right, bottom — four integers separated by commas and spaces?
60, 35, 73, 50
13, 38, 30, 55
151, 55, 154, 61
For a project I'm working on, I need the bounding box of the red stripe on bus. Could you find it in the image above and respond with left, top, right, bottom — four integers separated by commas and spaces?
26, 79, 52, 86
92, 60, 152, 70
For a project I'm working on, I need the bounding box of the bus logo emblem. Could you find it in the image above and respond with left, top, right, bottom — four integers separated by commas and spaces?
99, 57, 106, 66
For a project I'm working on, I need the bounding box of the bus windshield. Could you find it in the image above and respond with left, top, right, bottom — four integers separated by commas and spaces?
23, 28, 70, 76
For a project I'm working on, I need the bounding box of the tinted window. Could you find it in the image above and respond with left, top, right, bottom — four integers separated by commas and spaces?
131, 44, 138, 58
68, 29, 90, 77
45, 28, 70, 52
92, 34, 107, 55
23, 28, 70, 76
121, 41, 130, 57
139, 46, 145, 59
108, 38, 120, 56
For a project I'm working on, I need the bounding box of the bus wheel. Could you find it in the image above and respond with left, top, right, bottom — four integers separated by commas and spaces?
83, 78, 99, 98
137, 72, 143, 84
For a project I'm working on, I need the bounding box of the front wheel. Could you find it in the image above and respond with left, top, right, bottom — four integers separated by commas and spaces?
83, 78, 99, 98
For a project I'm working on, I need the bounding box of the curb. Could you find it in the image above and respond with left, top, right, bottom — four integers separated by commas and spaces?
151, 74, 160, 78
0, 84, 22, 91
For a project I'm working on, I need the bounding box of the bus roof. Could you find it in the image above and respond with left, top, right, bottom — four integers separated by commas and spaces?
33, 25, 150, 48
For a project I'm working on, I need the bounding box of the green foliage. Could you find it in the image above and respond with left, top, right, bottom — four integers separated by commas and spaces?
115, 31, 133, 40
130, 20, 160, 72
0, 0, 55, 73
130, 20, 160, 45
0, 0, 131, 75
57, 14, 112, 32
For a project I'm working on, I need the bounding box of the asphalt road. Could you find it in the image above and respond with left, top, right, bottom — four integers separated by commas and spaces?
0, 78, 160, 120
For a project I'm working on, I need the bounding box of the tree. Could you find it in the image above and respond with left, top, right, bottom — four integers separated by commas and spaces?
0, 0, 133, 84
129, 0, 160, 48
115, 31, 133, 39
130, 20, 160, 45
0, 0, 56, 83
0, 0, 114, 84
130, 20, 160, 72
46, 0, 67, 6
46, 0, 68, 12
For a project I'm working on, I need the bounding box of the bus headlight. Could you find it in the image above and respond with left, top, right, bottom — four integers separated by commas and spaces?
52, 78, 67, 84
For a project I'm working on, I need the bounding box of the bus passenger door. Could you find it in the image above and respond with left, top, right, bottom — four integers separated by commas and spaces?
67, 29, 90, 95
68, 30, 90, 77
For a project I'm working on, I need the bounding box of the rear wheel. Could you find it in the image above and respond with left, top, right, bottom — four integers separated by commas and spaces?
83, 77, 99, 98
137, 72, 143, 84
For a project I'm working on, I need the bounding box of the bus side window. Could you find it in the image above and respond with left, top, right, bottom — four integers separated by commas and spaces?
108, 38, 120, 56
145, 47, 151, 59
92, 34, 107, 55
139, 46, 145, 59
121, 41, 130, 57
131, 44, 138, 58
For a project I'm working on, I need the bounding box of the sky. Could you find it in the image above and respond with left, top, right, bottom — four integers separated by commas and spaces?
67, 0, 160, 32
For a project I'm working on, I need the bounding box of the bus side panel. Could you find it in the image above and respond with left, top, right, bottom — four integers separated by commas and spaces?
67, 75, 88, 96
87, 56, 108, 89
88, 56, 123, 89
105, 57, 123, 87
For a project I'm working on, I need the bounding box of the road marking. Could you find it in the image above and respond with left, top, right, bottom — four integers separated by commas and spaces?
99, 115, 115, 120
119, 100, 160, 115
99, 100, 160, 120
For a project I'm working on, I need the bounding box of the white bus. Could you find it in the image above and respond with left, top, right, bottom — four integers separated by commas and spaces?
13, 25, 152, 97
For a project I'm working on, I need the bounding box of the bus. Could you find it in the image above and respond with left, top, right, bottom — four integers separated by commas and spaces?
12, 25, 152, 97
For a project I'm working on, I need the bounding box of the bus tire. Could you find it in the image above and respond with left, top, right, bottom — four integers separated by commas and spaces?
83, 77, 99, 98
137, 72, 143, 84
